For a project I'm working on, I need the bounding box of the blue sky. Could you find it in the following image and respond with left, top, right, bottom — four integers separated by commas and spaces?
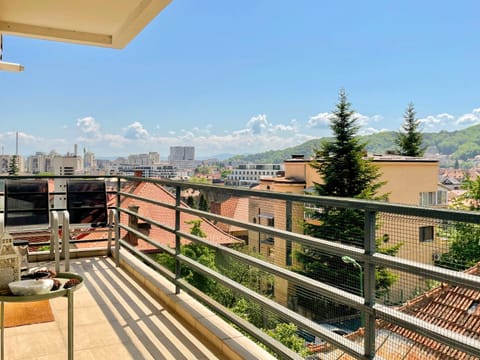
2, 0, 480, 159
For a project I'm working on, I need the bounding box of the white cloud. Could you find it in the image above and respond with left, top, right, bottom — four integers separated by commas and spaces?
307, 111, 378, 128
456, 113, 479, 126
418, 115, 442, 128
246, 114, 268, 134
359, 127, 389, 135
307, 112, 333, 128
437, 113, 454, 120
10, 106, 480, 158
77, 116, 100, 134
124, 122, 149, 139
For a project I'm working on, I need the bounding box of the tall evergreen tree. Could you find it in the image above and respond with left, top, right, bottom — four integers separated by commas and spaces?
305, 89, 385, 246
295, 90, 396, 320
8, 155, 19, 176
395, 103, 426, 157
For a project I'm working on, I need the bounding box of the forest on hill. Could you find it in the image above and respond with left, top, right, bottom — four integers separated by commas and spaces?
228, 124, 480, 165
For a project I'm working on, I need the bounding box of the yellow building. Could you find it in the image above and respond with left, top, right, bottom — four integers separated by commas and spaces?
249, 154, 447, 305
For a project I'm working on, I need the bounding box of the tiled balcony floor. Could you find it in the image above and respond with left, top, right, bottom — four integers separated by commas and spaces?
4, 257, 223, 360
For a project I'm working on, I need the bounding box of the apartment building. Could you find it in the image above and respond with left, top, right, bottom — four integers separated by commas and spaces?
111, 164, 177, 179
225, 163, 284, 187
128, 152, 160, 165
248, 154, 447, 305
168, 146, 197, 169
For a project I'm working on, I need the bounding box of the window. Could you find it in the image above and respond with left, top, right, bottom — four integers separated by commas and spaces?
437, 190, 447, 205
419, 226, 434, 242
420, 191, 448, 207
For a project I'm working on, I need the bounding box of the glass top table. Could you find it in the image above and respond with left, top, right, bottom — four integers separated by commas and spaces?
0, 273, 84, 360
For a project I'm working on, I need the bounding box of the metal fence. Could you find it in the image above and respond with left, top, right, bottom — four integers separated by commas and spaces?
1, 175, 480, 359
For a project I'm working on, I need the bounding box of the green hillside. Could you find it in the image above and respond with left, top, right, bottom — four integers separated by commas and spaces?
227, 124, 480, 164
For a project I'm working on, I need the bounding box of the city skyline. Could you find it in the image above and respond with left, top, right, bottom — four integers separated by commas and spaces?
2, 1, 480, 158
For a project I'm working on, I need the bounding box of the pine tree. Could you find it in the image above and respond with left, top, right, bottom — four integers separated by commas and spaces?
8, 155, 19, 176
198, 193, 208, 211
395, 103, 426, 157
295, 90, 396, 319
305, 89, 385, 246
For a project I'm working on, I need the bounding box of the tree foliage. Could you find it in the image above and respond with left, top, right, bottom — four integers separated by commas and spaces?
296, 90, 397, 318
310, 90, 384, 199
395, 103, 426, 157
198, 193, 208, 211
266, 323, 312, 357
154, 220, 217, 293
8, 155, 19, 176
436, 176, 480, 270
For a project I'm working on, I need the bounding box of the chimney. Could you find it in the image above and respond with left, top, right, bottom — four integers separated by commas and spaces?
127, 205, 140, 246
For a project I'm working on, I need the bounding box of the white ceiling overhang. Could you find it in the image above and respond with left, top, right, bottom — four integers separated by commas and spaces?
0, 0, 172, 49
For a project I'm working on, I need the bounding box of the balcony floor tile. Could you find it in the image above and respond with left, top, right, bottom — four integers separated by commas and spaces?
3, 257, 223, 360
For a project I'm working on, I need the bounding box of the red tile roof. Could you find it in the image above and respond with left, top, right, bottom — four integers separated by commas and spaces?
310, 264, 480, 359
76, 181, 242, 251
210, 197, 249, 233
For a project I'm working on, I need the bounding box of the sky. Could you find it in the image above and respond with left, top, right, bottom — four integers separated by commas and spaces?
2, 0, 480, 159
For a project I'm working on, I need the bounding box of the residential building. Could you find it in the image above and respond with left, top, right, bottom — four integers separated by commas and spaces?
169, 146, 194, 161
248, 154, 448, 304
128, 152, 160, 165
51, 155, 83, 175
225, 163, 284, 187
168, 146, 197, 169
83, 148, 96, 171
209, 197, 249, 240
110, 164, 178, 179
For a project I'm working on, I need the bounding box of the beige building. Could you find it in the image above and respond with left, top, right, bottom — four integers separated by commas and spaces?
248, 154, 447, 305
278, 154, 444, 206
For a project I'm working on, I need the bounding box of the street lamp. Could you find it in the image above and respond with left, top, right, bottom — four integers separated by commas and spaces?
342, 255, 364, 326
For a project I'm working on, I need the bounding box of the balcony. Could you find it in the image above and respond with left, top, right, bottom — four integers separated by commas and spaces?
1, 175, 480, 360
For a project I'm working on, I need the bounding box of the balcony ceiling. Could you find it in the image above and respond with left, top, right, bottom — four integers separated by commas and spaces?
0, 0, 172, 48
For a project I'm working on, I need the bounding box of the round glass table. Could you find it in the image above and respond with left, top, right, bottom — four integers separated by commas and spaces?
0, 273, 84, 360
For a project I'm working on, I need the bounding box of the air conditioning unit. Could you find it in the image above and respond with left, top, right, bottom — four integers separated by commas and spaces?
432, 252, 441, 261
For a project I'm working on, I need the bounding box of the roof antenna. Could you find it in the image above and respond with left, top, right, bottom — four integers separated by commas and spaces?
0, 33, 24, 72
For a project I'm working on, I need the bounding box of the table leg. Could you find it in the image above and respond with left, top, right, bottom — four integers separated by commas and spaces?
1, 301, 3, 360
67, 290, 74, 360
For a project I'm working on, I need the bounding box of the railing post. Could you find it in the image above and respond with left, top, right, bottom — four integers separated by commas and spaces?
175, 185, 181, 294
285, 200, 293, 266
50, 211, 60, 274
115, 178, 121, 267
364, 209, 377, 359
62, 210, 71, 272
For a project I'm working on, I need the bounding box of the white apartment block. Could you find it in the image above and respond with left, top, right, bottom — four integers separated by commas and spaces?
225, 164, 284, 186
128, 152, 160, 165
168, 146, 197, 169
110, 164, 177, 179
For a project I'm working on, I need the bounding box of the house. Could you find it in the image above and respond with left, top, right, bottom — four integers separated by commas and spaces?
209, 197, 249, 241
441, 176, 463, 190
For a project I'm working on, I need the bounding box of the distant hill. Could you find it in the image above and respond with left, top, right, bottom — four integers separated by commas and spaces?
227, 124, 480, 164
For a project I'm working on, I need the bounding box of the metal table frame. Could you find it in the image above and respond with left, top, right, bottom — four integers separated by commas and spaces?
0, 273, 83, 360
